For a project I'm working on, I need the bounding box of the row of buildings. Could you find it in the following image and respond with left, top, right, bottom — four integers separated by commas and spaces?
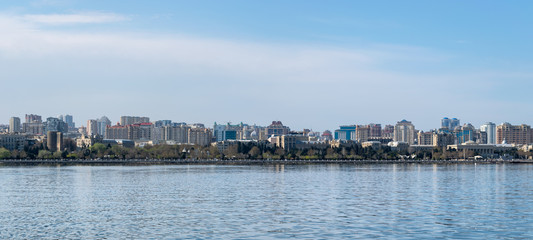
334, 118, 533, 146
1, 114, 533, 158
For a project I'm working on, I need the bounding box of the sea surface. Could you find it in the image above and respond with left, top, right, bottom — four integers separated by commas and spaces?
0, 163, 532, 239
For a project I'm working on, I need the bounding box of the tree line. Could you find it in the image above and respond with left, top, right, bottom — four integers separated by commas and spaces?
0, 140, 530, 160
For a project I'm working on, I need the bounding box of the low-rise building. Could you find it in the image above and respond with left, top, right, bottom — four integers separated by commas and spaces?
447, 141, 515, 158
0, 134, 28, 151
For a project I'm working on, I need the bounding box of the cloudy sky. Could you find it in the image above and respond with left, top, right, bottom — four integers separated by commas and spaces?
1, 0, 532, 131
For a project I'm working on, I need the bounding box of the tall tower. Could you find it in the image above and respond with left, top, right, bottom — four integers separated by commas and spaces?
480, 122, 496, 145
9, 117, 21, 133
97, 116, 111, 137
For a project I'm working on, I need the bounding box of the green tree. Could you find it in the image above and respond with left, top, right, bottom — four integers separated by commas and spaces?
0, 148, 11, 159
248, 146, 261, 159
37, 150, 52, 159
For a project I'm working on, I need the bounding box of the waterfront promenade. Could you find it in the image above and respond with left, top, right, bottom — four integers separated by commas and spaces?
0, 158, 530, 165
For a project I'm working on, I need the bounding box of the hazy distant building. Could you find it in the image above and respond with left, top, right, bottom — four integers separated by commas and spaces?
120, 116, 150, 126
154, 120, 172, 127
496, 123, 532, 145
9, 117, 21, 133
44, 117, 68, 133
25, 114, 42, 124
393, 120, 416, 145
480, 122, 496, 144
22, 122, 44, 135
64, 115, 75, 129
441, 117, 460, 130
97, 116, 111, 136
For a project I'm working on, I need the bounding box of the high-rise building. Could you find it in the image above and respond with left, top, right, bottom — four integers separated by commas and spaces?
368, 124, 382, 138
105, 123, 153, 140
450, 118, 460, 130
355, 125, 370, 142
188, 128, 212, 146
87, 120, 98, 136
97, 116, 111, 136
455, 123, 475, 144
64, 115, 74, 129
480, 122, 496, 145
9, 117, 21, 133
496, 123, 532, 145
393, 120, 416, 145
441, 117, 451, 129
164, 125, 190, 143
433, 132, 455, 148
441, 117, 460, 130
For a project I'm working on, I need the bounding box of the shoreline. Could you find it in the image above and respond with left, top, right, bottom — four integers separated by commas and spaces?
0, 158, 532, 166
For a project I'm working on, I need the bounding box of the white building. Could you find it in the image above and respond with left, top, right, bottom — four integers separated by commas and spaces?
480, 122, 496, 145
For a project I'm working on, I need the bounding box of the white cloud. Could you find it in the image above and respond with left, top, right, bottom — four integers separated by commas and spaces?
0, 13, 530, 130
22, 12, 129, 25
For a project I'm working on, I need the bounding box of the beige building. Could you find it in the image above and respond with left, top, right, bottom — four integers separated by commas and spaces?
417, 131, 434, 145
164, 125, 189, 143
188, 128, 212, 146
496, 123, 532, 145
433, 133, 455, 147
87, 119, 98, 136
355, 125, 371, 142
394, 120, 416, 145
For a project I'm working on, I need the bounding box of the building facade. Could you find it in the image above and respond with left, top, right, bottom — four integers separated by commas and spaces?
496, 123, 532, 145
9, 117, 21, 133
120, 116, 150, 126
334, 125, 356, 141
393, 120, 416, 145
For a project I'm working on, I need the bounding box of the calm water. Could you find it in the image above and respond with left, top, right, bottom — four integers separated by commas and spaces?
0, 164, 532, 239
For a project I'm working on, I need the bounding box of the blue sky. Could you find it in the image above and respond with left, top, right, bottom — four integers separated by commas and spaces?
1, 0, 532, 131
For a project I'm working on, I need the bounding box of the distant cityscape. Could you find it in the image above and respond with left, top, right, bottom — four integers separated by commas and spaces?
1, 114, 532, 160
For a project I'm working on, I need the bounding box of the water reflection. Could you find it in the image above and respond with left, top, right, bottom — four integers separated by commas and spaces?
0, 164, 531, 239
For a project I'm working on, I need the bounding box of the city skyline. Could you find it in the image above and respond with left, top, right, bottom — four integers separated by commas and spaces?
1, 1, 533, 131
